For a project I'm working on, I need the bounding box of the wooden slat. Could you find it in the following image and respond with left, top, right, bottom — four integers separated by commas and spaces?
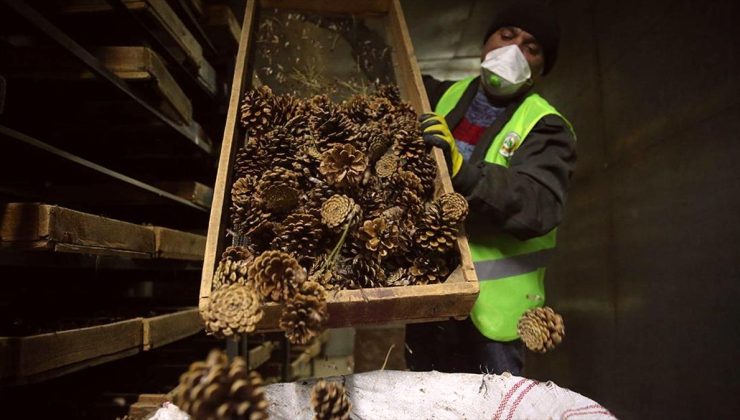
258, 0, 390, 15
153, 181, 213, 209
290, 331, 328, 379
0, 318, 143, 384
142, 308, 202, 351
0, 203, 153, 258
256, 280, 478, 332
95, 47, 193, 124
150, 226, 205, 260
248, 341, 276, 370
62, 0, 217, 94
204, 5, 241, 50
387, 0, 478, 283
200, 0, 257, 312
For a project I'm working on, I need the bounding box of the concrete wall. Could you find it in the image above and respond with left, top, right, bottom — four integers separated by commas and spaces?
525, 0, 740, 418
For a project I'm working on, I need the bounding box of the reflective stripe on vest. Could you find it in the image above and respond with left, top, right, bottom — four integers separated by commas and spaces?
435, 76, 574, 341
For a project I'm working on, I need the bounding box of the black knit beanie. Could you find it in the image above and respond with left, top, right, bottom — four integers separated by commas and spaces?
483, 0, 561, 75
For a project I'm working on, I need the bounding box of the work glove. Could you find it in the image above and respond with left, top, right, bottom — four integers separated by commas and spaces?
420, 113, 463, 177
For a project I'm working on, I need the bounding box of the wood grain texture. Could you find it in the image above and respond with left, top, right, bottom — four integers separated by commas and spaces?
0, 318, 142, 383
150, 227, 205, 260
205, 5, 241, 50
142, 308, 202, 351
94, 47, 193, 124
0, 203, 154, 257
259, 0, 390, 15
248, 341, 276, 369
200, 0, 257, 312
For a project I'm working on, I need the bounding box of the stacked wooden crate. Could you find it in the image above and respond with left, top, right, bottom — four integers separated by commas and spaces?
0, 0, 240, 394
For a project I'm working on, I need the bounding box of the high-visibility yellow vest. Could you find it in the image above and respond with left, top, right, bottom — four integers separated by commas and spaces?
435, 76, 574, 341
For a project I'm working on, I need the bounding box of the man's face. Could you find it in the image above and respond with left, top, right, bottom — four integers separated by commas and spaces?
482, 26, 545, 82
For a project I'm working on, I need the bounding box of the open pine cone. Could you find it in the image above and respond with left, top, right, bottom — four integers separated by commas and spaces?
321, 194, 358, 229
248, 250, 307, 302
374, 153, 398, 178
271, 212, 325, 260
357, 216, 402, 260
256, 167, 301, 212
311, 379, 351, 420
202, 284, 263, 338
518, 306, 565, 353
437, 192, 469, 225
212, 246, 254, 290
413, 204, 458, 253
279, 280, 328, 345
408, 255, 449, 285
319, 144, 367, 189
240, 85, 277, 137
174, 349, 268, 420
351, 255, 386, 288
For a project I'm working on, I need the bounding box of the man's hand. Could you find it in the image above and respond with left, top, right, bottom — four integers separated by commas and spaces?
420, 113, 463, 177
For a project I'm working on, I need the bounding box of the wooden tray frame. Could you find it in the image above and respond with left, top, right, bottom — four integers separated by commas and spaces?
200, 0, 478, 330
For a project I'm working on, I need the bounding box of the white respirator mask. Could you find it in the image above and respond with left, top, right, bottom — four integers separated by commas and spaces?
480, 44, 532, 97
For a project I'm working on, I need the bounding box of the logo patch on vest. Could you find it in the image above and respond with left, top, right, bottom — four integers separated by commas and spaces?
499, 132, 522, 159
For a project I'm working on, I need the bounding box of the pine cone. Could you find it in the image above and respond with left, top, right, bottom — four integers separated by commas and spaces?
231, 175, 256, 204
312, 108, 355, 152
375, 84, 402, 105
342, 94, 372, 124
384, 268, 414, 287
231, 196, 271, 236
437, 192, 469, 225
374, 153, 398, 178
321, 194, 358, 229
258, 127, 298, 170
174, 349, 268, 420
311, 380, 351, 420
256, 167, 300, 212
240, 85, 277, 137
235, 137, 269, 179
279, 280, 328, 345
357, 216, 402, 260
248, 250, 307, 302
272, 212, 325, 260
212, 246, 254, 290
408, 255, 449, 285
302, 181, 337, 216
404, 153, 437, 199
202, 284, 263, 338
319, 144, 368, 189
351, 255, 386, 288
518, 306, 565, 353
392, 128, 426, 162
413, 205, 457, 253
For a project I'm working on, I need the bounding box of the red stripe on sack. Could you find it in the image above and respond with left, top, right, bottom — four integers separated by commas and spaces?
561, 404, 603, 418
505, 380, 539, 420
493, 379, 528, 420
564, 409, 614, 419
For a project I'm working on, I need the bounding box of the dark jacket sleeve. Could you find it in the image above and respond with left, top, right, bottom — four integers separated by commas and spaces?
452, 114, 577, 240
422, 75, 455, 110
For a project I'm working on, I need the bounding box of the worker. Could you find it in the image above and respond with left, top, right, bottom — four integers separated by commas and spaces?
406, 0, 576, 375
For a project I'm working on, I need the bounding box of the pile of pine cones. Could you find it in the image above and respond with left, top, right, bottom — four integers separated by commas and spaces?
203, 84, 468, 345
517, 306, 565, 353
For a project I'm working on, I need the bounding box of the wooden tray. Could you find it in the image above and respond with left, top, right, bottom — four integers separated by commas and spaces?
199, 0, 478, 329
0, 308, 203, 384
